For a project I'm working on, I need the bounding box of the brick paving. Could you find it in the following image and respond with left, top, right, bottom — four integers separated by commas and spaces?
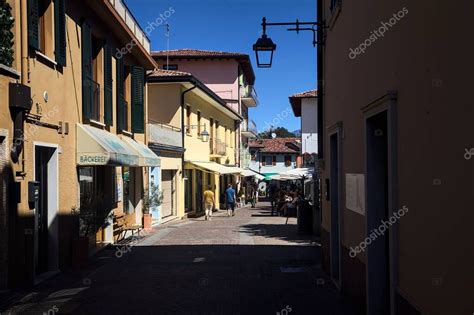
0, 202, 359, 315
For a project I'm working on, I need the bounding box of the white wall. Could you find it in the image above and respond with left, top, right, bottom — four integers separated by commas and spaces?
249, 154, 297, 174
301, 98, 318, 154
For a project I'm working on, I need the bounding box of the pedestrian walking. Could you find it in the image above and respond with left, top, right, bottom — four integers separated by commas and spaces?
225, 184, 237, 217
203, 185, 215, 221
249, 184, 257, 208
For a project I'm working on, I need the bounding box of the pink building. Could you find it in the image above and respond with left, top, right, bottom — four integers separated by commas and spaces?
151, 49, 258, 168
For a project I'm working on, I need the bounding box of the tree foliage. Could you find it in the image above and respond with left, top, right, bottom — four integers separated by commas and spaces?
258, 127, 296, 139
0, 0, 14, 67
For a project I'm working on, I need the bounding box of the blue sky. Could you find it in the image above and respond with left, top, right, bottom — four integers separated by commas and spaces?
126, 0, 316, 133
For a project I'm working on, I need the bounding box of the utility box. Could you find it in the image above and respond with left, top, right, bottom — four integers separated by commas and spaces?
9, 83, 32, 111
28, 181, 40, 204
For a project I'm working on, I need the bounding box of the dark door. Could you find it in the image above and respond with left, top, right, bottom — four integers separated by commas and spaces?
366, 111, 390, 315
330, 133, 341, 284
185, 170, 193, 213
196, 171, 203, 214
35, 147, 54, 275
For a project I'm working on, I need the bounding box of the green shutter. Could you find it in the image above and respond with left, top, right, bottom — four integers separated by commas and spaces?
54, 0, 66, 66
104, 43, 113, 126
81, 21, 92, 119
116, 57, 125, 130
27, 0, 39, 50
131, 66, 145, 133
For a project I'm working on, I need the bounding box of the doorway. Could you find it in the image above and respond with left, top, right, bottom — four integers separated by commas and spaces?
195, 170, 203, 214
34, 144, 59, 277
161, 170, 176, 218
329, 132, 341, 286
366, 111, 390, 314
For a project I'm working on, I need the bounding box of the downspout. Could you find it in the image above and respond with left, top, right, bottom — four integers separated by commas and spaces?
317, 0, 324, 162
315, 0, 324, 237
20, 0, 28, 84
180, 84, 196, 177
11, 0, 30, 170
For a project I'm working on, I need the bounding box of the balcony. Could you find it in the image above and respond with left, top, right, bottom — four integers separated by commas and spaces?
108, 0, 151, 53
241, 119, 258, 139
240, 85, 258, 107
210, 138, 227, 156
148, 122, 183, 149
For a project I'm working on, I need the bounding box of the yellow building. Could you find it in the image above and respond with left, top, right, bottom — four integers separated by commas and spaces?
0, 0, 156, 288
147, 69, 242, 217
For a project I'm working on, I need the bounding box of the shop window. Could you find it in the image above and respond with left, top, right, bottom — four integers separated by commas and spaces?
122, 167, 131, 214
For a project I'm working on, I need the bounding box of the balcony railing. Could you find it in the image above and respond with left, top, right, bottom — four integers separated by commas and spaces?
240, 85, 258, 107
148, 122, 182, 148
210, 138, 227, 156
241, 119, 258, 138
91, 80, 100, 122
108, 0, 151, 53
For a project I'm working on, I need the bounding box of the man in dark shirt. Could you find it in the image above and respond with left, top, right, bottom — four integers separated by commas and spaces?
225, 184, 237, 217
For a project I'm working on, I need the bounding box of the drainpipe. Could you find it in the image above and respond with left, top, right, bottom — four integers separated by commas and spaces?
317, 0, 324, 162
315, 0, 324, 237
180, 84, 196, 177
11, 0, 30, 171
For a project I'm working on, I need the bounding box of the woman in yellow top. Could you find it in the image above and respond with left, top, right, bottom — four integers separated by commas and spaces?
203, 185, 215, 221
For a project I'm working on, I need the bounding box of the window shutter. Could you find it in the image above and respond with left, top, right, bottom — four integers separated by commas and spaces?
272, 156, 276, 166
81, 21, 92, 119
54, 0, 66, 66
131, 66, 145, 133
27, 0, 39, 50
103, 43, 113, 126
116, 57, 125, 130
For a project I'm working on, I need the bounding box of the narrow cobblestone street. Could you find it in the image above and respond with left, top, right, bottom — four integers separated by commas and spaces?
1, 203, 358, 315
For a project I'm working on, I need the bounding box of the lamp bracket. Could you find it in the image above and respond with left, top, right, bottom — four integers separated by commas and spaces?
260, 17, 327, 47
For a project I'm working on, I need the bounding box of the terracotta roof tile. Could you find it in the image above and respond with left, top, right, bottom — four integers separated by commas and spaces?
289, 89, 318, 117
249, 138, 301, 153
147, 69, 191, 78
151, 49, 248, 58
290, 89, 318, 98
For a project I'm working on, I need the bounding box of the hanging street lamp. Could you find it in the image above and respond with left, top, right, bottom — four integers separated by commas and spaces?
253, 17, 323, 68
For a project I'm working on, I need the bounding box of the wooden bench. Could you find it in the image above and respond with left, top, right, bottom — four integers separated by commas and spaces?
114, 213, 143, 242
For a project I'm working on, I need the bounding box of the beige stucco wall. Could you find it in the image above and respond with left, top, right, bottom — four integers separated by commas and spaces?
184, 92, 236, 165
0, 0, 153, 283
321, 0, 474, 313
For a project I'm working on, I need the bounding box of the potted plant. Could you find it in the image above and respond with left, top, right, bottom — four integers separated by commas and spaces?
142, 182, 163, 231
71, 194, 112, 268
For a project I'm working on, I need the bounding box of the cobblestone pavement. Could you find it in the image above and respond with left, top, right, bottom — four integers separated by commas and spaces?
0, 202, 360, 315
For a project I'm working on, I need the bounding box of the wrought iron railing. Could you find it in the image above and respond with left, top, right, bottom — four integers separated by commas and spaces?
210, 138, 227, 156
